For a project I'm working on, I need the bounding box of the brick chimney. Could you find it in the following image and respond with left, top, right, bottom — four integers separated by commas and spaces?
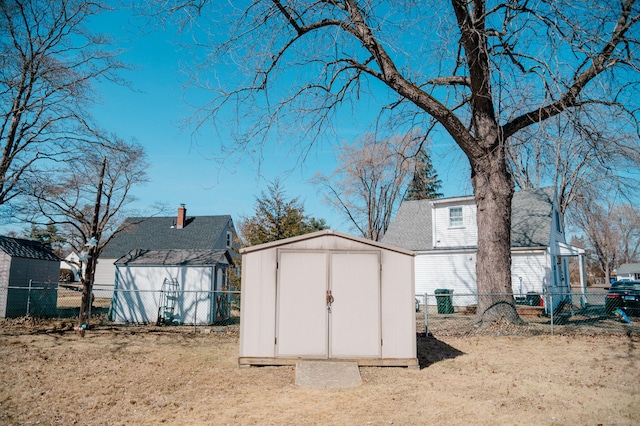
177, 204, 186, 229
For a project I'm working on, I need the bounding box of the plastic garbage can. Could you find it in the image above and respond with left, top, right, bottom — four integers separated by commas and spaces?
435, 289, 454, 314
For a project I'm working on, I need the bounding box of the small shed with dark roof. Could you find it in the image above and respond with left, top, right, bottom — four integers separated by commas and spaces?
0, 236, 60, 318
110, 248, 234, 325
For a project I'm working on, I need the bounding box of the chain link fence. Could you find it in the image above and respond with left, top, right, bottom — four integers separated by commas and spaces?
1, 282, 240, 330
109, 287, 241, 327
0, 281, 59, 318
2, 282, 638, 337
417, 289, 639, 336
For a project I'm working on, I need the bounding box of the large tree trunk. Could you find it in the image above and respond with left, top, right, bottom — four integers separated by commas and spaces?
470, 149, 522, 325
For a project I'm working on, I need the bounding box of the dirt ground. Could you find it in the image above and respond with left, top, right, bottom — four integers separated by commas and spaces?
0, 318, 638, 426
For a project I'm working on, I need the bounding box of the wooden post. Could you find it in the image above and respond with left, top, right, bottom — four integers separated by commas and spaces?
79, 157, 106, 327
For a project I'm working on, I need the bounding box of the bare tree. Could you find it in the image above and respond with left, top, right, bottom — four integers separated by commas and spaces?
23, 138, 148, 325
313, 133, 417, 241
573, 200, 640, 283
0, 0, 125, 208
154, 0, 640, 323
508, 111, 640, 217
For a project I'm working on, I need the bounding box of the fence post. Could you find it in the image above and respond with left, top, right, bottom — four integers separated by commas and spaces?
550, 293, 554, 336
194, 291, 198, 333
87, 285, 92, 327
26, 279, 32, 315
424, 292, 429, 335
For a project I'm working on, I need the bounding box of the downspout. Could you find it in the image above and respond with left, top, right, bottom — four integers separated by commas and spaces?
579, 253, 588, 308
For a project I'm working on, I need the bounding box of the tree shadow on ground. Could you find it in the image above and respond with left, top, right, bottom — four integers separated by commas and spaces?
416, 332, 465, 370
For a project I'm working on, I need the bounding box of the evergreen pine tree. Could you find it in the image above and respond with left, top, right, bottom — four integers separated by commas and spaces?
404, 147, 443, 200
28, 223, 66, 255
240, 180, 329, 246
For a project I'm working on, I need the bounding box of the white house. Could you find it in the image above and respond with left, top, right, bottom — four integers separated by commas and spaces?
615, 263, 640, 281
95, 205, 238, 298
239, 230, 418, 368
110, 248, 234, 325
60, 252, 82, 282
382, 187, 587, 310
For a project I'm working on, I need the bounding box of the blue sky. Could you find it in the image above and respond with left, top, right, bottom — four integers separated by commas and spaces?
4, 6, 471, 236
78, 7, 474, 234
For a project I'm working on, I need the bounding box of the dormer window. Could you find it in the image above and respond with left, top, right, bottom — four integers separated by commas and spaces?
226, 231, 233, 248
449, 207, 463, 227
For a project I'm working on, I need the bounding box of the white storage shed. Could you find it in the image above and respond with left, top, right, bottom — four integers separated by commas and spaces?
239, 230, 417, 368
110, 249, 233, 325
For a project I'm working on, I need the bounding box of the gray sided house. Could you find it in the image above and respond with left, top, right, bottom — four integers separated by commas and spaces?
0, 236, 60, 318
239, 230, 417, 368
95, 205, 238, 298
111, 248, 234, 325
382, 187, 587, 311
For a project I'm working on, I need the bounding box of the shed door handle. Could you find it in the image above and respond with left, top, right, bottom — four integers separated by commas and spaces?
326, 290, 334, 306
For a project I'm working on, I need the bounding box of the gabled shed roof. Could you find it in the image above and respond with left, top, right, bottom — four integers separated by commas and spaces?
240, 229, 415, 256
0, 236, 60, 261
101, 215, 232, 259
115, 249, 232, 266
381, 186, 556, 250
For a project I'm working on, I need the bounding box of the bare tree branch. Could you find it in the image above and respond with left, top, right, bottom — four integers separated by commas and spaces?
0, 0, 128, 207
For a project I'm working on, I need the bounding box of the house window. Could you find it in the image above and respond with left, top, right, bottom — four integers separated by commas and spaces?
226, 231, 233, 248
449, 207, 463, 227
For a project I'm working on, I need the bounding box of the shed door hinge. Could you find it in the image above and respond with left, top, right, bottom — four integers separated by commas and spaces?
381, 338, 383, 346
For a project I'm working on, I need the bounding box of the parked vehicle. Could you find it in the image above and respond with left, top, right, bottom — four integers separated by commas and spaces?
605, 281, 640, 316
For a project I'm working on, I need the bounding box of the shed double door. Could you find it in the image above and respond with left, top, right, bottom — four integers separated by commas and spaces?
276, 250, 381, 359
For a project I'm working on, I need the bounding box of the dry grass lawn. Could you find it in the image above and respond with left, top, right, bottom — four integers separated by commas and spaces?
0, 318, 638, 425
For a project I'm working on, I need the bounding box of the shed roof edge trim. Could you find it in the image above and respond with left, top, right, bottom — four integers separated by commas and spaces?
239, 229, 415, 256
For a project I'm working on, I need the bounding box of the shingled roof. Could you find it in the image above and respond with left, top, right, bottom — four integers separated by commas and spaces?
616, 263, 640, 275
382, 187, 556, 251
100, 215, 233, 259
115, 249, 231, 266
381, 200, 433, 251
0, 236, 60, 261
510, 186, 555, 247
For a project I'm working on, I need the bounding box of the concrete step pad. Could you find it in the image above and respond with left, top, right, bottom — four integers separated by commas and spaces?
295, 361, 362, 389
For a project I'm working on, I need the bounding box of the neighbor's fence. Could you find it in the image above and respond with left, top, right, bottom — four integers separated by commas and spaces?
417, 290, 640, 336
0, 282, 241, 330
0, 281, 59, 318
108, 287, 241, 328
3, 282, 638, 336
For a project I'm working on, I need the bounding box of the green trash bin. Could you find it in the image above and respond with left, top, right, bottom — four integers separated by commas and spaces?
435, 289, 454, 314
